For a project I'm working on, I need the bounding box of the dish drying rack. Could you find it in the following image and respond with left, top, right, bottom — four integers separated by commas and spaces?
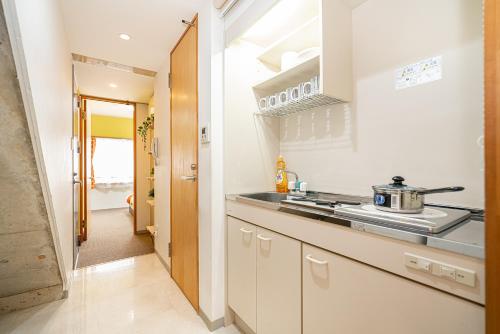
255, 94, 344, 117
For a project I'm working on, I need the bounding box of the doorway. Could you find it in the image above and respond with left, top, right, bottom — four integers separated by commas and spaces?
76, 96, 154, 268
170, 15, 199, 310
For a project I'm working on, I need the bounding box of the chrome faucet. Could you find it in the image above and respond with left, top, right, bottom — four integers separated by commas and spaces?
285, 170, 299, 183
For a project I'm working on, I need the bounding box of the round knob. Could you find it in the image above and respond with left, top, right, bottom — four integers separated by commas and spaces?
391, 176, 405, 185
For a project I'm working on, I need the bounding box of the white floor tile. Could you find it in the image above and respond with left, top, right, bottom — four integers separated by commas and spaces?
0, 254, 240, 334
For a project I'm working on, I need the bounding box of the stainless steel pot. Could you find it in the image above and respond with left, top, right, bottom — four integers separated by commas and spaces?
372, 176, 464, 214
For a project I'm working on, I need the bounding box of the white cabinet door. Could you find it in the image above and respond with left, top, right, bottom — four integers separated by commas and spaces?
302, 244, 485, 334
227, 217, 256, 332
257, 227, 301, 334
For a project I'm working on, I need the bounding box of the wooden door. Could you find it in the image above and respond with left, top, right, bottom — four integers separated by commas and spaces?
302, 244, 484, 334
227, 217, 257, 331
485, 0, 500, 332
170, 15, 199, 310
256, 227, 301, 334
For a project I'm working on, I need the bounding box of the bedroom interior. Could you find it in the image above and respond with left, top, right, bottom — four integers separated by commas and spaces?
76, 97, 154, 268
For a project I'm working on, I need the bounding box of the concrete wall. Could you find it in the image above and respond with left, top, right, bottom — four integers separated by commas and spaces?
0, 2, 63, 313
3, 0, 75, 290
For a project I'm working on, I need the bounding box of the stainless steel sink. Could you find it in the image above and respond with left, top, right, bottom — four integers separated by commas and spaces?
238, 192, 289, 203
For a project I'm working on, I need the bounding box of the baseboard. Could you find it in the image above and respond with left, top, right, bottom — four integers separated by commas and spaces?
233, 313, 256, 334
199, 308, 225, 332
0, 284, 64, 314
155, 250, 171, 274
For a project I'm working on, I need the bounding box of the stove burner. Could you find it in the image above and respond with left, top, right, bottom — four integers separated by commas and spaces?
335, 204, 470, 234
360, 205, 448, 219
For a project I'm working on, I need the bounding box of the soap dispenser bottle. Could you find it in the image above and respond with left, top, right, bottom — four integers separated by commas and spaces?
276, 155, 288, 193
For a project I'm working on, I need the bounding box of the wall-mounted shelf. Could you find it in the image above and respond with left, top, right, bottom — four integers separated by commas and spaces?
253, 55, 319, 95
250, 0, 352, 118
257, 16, 320, 70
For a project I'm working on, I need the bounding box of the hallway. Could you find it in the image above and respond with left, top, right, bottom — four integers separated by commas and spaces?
77, 209, 154, 268
0, 254, 240, 334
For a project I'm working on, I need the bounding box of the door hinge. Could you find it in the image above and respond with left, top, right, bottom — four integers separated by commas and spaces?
81, 111, 87, 120
168, 72, 172, 89
168, 242, 172, 257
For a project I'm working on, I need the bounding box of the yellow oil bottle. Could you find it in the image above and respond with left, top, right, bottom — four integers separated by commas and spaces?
276, 155, 288, 193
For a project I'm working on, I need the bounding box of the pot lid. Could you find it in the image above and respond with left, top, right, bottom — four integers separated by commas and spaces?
373, 176, 424, 191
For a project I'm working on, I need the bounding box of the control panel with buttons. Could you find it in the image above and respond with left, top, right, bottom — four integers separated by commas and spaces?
404, 253, 476, 287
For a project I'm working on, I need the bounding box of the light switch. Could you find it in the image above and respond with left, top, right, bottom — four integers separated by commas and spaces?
405, 254, 420, 270
201, 125, 210, 144
405, 253, 476, 287
417, 259, 431, 272
456, 268, 476, 287
405, 254, 431, 272
439, 265, 456, 280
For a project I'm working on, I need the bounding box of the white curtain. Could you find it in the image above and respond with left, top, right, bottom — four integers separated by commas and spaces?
93, 138, 133, 185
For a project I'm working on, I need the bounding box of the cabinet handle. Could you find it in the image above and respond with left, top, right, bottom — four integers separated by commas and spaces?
239, 228, 253, 234
257, 234, 272, 241
305, 254, 328, 265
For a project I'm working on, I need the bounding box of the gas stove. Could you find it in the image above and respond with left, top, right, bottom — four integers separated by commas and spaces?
281, 196, 471, 234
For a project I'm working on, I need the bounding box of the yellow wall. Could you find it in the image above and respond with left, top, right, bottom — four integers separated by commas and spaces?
91, 115, 133, 139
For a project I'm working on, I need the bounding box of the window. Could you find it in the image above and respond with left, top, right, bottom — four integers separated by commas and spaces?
93, 138, 133, 185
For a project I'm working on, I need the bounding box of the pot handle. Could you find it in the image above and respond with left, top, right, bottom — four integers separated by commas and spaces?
417, 186, 464, 195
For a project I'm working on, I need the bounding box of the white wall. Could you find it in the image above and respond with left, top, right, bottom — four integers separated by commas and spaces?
90, 186, 132, 211
224, 39, 280, 195
4, 0, 74, 288
152, 59, 171, 265
280, 0, 484, 208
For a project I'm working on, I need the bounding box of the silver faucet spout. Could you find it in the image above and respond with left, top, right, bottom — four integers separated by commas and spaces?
285, 170, 299, 182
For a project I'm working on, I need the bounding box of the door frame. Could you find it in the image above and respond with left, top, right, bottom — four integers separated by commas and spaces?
169, 14, 199, 310
79, 95, 138, 234
485, 0, 500, 332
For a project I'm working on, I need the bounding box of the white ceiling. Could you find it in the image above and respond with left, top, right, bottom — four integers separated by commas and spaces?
60, 0, 203, 71
87, 100, 134, 119
60, 0, 204, 103
75, 63, 154, 103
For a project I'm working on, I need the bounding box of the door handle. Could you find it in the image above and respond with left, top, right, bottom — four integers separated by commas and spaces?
257, 234, 272, 242
239, 228, 253, 234
73, 179, 81, 185
305, 254, 328, 265
181, 175, 197, 181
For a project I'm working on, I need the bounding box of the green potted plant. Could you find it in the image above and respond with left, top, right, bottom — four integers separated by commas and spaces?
137, 114, 154, 150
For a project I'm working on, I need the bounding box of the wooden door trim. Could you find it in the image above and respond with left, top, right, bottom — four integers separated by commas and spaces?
485, 0, 500, 332
169, 13, 199, 311
78, 99, 86, 241
80, 95, 138, 234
